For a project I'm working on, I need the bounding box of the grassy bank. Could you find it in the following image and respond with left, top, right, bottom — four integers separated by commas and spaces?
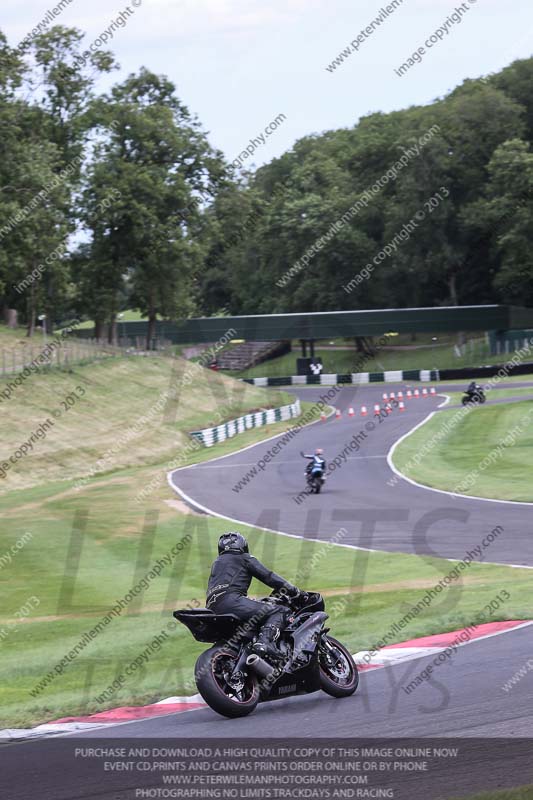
0, 353, 295, 493
392, 399, 533, 501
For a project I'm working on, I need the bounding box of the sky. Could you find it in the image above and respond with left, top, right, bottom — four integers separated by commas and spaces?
3, 0, 533, 170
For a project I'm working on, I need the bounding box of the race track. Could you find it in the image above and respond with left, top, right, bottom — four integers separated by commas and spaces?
170, 384, 533, 568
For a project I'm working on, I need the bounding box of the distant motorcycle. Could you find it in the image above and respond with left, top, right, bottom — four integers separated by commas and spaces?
301, 451, 326, 494
174, 591, 358, 718
307, 464, 325, 493
462, 385, 486, 405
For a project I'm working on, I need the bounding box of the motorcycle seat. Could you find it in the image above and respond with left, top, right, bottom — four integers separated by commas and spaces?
173, 608, 241, 622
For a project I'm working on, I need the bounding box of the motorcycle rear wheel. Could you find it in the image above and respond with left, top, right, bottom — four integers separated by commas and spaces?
318, 636, 359, 697
195, 646, 260, 718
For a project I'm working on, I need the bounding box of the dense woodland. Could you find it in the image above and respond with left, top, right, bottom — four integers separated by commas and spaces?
1, 26, 533, 341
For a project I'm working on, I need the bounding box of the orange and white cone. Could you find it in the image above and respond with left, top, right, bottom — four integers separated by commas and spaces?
382, 393, 388, 402
348, 407, 355, 417
406, 390, 412, 399
361, 406, 368, 417
430, 387, 436, 395
399, 401, 405, 412
335, 408, 342, 419
320, 411, 327, 421
385, 403, 392, 415
422, 388, 428, 398
390, 392, 395, 399
373, 404, 381, 416
414, 389, 420, 399
398, 391, 403, 400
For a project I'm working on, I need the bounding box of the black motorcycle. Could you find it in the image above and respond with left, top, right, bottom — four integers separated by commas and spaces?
462, 385, 486, 405
174, 591, 358, 718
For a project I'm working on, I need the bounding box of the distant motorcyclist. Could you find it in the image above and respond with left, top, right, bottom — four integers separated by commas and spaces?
302, 448, 327, 478
206, 532, 300, 659
463, 381, 486, 406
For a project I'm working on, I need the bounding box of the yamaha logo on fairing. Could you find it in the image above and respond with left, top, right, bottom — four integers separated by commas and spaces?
278, 684, 297, 695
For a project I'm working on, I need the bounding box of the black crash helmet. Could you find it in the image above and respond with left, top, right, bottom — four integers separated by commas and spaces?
218, 532, 249, 555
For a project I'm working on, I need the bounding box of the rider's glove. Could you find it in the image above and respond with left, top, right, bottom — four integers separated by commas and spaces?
278, 583, 299, 600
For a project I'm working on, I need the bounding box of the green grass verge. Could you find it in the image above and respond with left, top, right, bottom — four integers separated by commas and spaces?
392, 399, 533, 501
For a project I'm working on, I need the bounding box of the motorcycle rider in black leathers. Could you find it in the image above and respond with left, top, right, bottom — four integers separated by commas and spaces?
466, 380, 481, 398
206, 532, 300, 659
302, 448, 326, 478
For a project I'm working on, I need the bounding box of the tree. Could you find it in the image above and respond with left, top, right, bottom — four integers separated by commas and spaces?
474, 139, 533, 305
0, 26, 115, 333
79, 69, 226, 346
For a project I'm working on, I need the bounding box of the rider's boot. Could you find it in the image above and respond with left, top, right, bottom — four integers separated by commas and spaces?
253, 625, 280, 659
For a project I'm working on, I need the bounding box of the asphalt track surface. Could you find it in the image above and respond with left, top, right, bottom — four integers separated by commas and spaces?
170, 383, 533, 568
3, 383, 532, 800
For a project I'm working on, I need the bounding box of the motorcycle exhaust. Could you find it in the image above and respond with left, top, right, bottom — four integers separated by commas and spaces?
246, 653, 275, 679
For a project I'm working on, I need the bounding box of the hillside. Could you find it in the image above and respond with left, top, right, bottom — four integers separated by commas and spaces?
0, 350, 293, 493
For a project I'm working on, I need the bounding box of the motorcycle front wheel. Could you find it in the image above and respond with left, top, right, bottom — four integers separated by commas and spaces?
195, 646, 260, 718
318, 636, 359, 697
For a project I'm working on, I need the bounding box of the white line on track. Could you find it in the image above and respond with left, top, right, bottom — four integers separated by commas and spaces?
190, 455, 389, 469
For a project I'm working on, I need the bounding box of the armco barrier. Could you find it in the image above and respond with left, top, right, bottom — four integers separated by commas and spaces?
242, 370, 440, 387
241, 360, 533, 387
190, 398, 301, 447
